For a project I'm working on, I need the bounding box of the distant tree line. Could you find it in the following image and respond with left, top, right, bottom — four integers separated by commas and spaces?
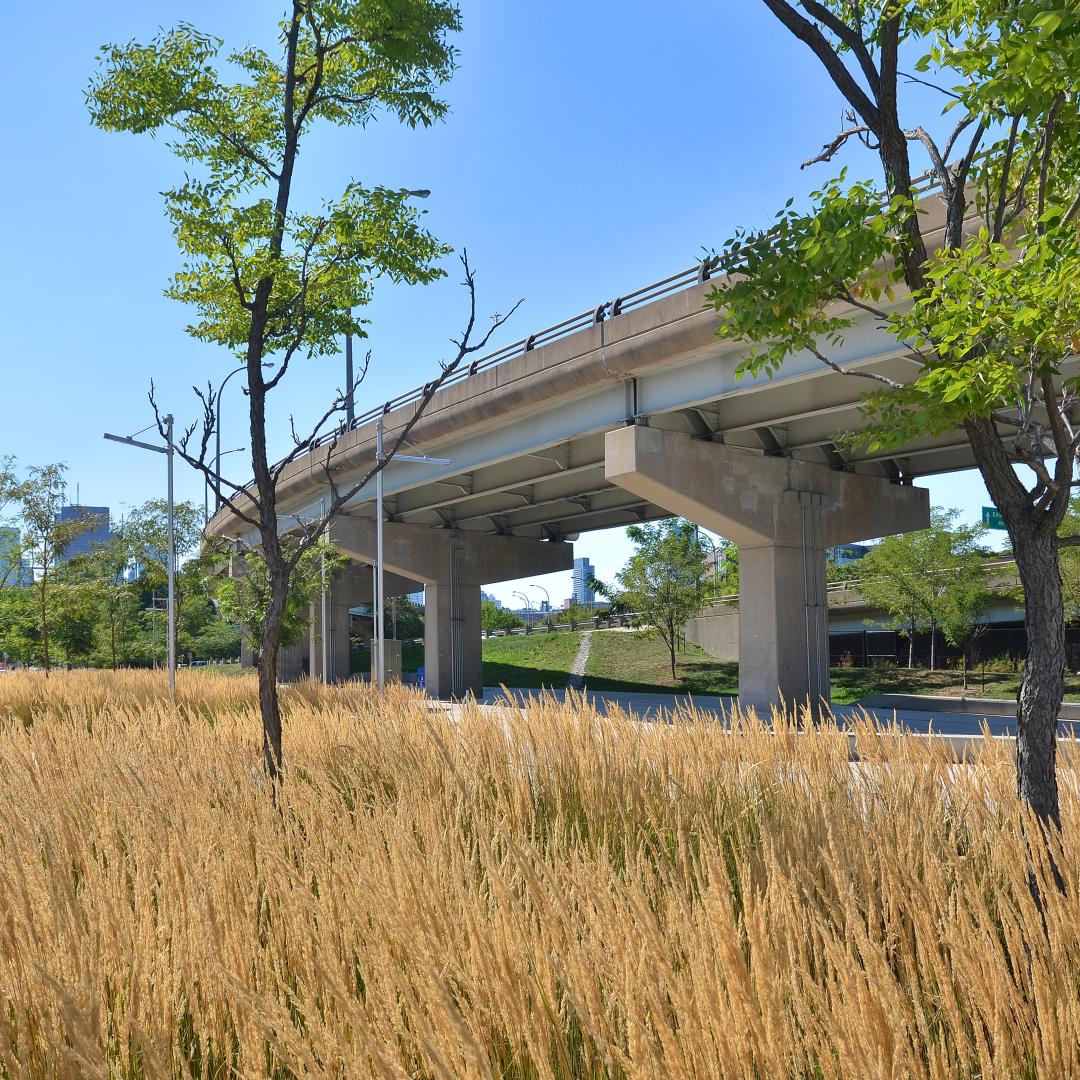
0, 460, 240, 671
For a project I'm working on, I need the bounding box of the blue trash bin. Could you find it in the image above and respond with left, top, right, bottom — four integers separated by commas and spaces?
416, 665, 425, 690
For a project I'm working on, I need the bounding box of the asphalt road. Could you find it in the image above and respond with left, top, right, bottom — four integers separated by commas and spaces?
479, 687, 1080, 741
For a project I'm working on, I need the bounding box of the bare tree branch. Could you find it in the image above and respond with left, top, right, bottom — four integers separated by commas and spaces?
809, 346, 905, 389
285, 251, 524, 568
898, 69, 963, 101
148, 382, 262, 531
759, 0, 880, 130
802, 124, 877, 169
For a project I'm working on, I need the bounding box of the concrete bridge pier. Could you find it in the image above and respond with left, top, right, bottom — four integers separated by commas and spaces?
331, 518, 572, 699
605, 425, 929, 715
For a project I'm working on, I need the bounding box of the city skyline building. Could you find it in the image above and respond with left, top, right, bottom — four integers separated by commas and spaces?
572, 556, 595, 607
56, 504, 111, 562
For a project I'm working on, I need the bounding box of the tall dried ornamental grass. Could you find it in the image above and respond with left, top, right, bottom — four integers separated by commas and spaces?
0, 670, 1077, 1079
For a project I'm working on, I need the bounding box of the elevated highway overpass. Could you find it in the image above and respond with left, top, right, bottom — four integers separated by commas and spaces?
208, 197, 1049, 708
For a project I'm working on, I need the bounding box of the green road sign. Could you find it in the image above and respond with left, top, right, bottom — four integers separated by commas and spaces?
981, 506, 1007, 530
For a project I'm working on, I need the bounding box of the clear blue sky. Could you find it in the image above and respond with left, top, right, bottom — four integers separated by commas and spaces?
2, 2, 996, 606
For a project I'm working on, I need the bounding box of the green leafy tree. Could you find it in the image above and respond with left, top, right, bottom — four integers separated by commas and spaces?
562, 601, 600, 626
595, 519, 707, 680
1056, 496, 1080, 623
0, 457, 24, 594
89, 3, 518, 778
387, 596, 424, 642
481, 599, 524, 634
709, 538, 740, 600
215, 541, 348, 660
11, 465, 95, 675
58, 536, 140, 670
709, 1, 1080, 822
858, 510, 989, 670
0, 587, 39, 667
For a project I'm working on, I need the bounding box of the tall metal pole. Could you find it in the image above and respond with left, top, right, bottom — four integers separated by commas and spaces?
320, 549, 329, 682
345, 325, 355, 426
375, 416, 385, 690
166, 414, 176, 704
102, 421, 177, 704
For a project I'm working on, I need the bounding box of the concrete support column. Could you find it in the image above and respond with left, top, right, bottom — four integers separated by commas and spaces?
328, 599, 352, 682
280, 632, 309, 682
424, 580, 482, 699
740, 535, 829, 715
330, 518, 572, 700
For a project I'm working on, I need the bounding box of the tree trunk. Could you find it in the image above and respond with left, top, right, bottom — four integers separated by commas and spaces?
39, 573, 49, 677
258, 571, 289, 781
907, 626, 914, 669
929, 622, 937, 671
1013, 527, 1063, 825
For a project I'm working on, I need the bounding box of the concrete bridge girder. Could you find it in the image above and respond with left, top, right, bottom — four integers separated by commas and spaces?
604, 424, 930, 715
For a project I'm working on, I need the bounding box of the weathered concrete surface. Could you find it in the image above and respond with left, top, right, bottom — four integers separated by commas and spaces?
424, 580, 482, 699
329, 518, 572, 585
684, 605, 739, 661
605, 425, 929, 547
606, 425, 930, 714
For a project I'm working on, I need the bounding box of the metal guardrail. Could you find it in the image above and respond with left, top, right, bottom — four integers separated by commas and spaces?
310, 261, 716, 450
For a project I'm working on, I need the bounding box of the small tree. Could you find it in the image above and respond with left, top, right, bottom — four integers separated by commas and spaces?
594, 519, 707, 681
12, 465, 95, 675
387, 596, 424, 642
89, 4, 517, 778
0, 457, 23, 593
857, 510, 989, 669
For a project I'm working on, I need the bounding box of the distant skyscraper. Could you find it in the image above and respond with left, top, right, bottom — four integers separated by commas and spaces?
828, 543, 870, 566
572, 557, 595, 606
56, 505, 111, 562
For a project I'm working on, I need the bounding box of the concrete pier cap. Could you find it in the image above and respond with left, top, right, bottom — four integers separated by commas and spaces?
605, 424, 929, 715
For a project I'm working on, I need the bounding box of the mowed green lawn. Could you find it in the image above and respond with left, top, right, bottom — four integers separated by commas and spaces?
481, 629, 737, 697
584, 631, 738, 696
481, 631, 584, 689
483, 629, 1080, 704
346, 628, 1080, 704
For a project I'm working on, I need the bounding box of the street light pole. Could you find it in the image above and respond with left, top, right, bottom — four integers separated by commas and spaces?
513, 591, 533, 630
214, 365, 244, 513
104, 417, 176, 703
345, 321, 355, 427
375, 417, 385, 690
529, 583, 550, 614
166, 414, 176, 696
369, 421, 450, 691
